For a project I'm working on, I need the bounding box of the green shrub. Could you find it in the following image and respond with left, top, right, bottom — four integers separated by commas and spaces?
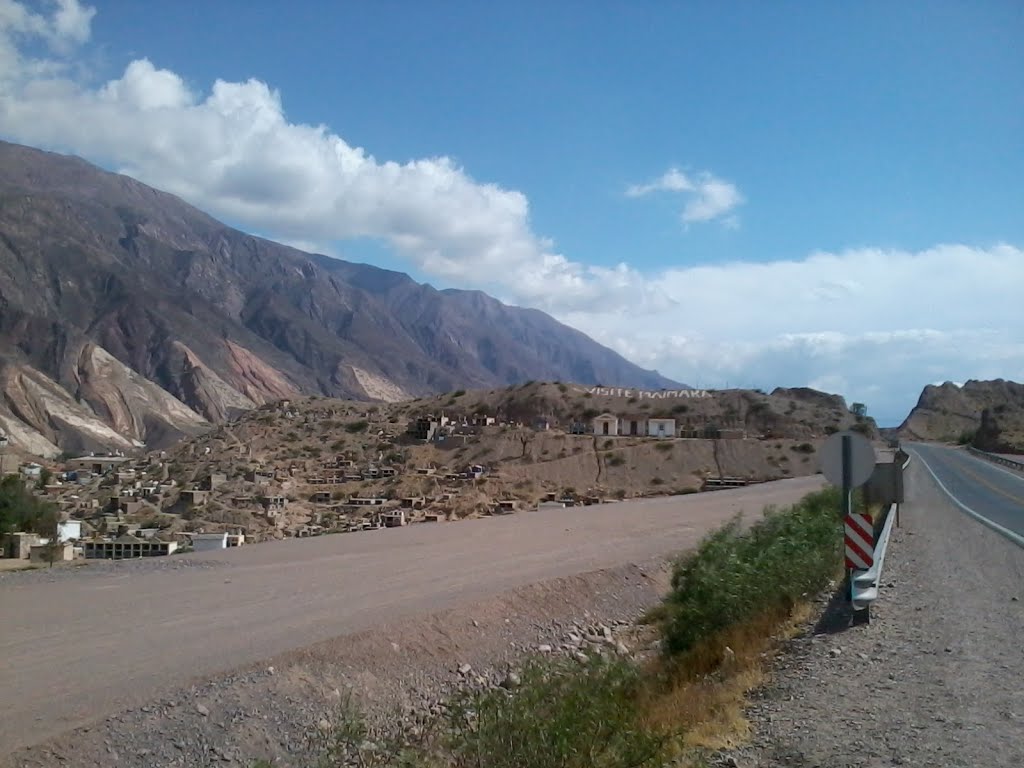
651, 477, 665, 486
607, 454, 626, 467
557, 383, 568, 393
452, 389, 466, 398
441, 657, 673, 768
957, 430, 976, 445
655, 442, 673, 453
661, 488, 842, 655
346, 421, 369, 433
792, 442, 815, 453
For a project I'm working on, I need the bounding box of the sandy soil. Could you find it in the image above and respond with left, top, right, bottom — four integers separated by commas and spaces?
0, 476, 823, 757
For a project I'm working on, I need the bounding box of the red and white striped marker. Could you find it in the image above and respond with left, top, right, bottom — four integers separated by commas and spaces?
844, 513, 874, 570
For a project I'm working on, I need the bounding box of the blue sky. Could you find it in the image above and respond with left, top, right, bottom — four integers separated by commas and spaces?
1, 0, 1022, 424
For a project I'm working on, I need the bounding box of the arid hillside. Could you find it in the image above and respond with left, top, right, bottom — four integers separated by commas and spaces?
38, 382, 875, 545
897, 379, 1024, 452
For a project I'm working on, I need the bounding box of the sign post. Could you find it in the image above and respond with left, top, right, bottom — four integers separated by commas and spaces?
820, 430, 877, 605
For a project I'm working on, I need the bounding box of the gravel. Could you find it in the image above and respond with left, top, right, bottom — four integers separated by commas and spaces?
722, 459, 1024, 767
3, 560, 668, 768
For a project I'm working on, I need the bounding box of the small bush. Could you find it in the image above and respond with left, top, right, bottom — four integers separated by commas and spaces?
824, 425, 839, 435
452, 389, 466, 398
628, 396, 638, 404
655, 442, 673, 453
661, 488, 842, 655
957, 430, 976, 445
603, 439, 615, 449
792, 442, 815, 454
607, 454, 626, 467
557, 383, 568, 393
346, 421, 369, 434
442, 657, 673, 768
651, 477, 665, 486
671, 403, 689, 414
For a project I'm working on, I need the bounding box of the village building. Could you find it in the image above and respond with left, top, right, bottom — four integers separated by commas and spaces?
29, 543, 74, 563
263, 496, 289, 512
592, 413, 619, 436
189, 532, 228, 552
248, 469, 275, 485
204, 472, 227, 490
618, 415, 648, 437
83, 536, 179, 559
382, 510, 406, 528
647, 418, 676, 438
180, 489, 209, 507
407, 417, 439, 441
310, 491, 332, 504
57, 520, 82, 542
65, 455, 133, 475
2, 532, 42, 559
348, 496, 387, 507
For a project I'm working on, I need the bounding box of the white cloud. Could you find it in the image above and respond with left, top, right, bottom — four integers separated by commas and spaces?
0, 0, 669, 314
0, 2, 1021, 425
627, 167, 744, 225
557, 243, 1024, 424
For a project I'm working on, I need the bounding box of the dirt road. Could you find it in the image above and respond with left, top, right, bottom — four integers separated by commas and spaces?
0, 477, 822, 755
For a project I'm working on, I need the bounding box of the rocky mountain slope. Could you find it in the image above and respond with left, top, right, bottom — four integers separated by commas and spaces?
897, 379, 1024, 451
0, 140, 678, 456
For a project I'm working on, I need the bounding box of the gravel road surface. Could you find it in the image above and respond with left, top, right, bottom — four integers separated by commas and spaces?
733, 448, 1024, 767
0, 477, 822, 756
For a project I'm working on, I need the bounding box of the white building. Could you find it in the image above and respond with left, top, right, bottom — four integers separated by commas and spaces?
190, 532, 228, 552
592, 413, 619, 436
647, 418, 676, 438
57, 521, 82, 542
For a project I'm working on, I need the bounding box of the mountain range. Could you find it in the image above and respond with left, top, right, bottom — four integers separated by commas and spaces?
0, 140, 678, 457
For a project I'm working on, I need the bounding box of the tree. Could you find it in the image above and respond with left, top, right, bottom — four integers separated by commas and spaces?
0, 475, 56, 535
38, 506, 64, 568
851, 403, 867, 419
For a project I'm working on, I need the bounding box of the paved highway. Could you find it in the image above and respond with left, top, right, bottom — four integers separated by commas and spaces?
908, 442, 1024, 544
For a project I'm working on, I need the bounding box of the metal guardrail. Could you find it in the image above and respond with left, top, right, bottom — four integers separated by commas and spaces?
966, 445, 1024, 471
850, 452, 912, 613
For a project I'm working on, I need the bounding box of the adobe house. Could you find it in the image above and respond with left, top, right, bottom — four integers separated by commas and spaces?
400, 496, 426, 509
407, 417, 439, 441
204, 472, 227, 490
310, 491, 332, 504
263, 496, 288, 511
618, 415, 648, 437
592, 413, 619, 436
65, 455, 133, 475
248, 469, 275, 485
2, 532, 42, 559
382, 510, 407, 528
647, 418, 676, 438
180, 489, 209, 507
348, 497, 386, 507
29, 543, 74, 563
495, 499, 519, 513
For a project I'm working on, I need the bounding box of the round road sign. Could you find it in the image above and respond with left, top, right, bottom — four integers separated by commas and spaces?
819, 430, 876, 488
